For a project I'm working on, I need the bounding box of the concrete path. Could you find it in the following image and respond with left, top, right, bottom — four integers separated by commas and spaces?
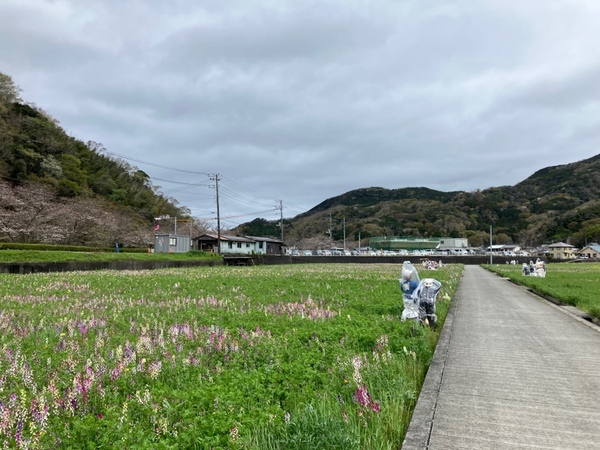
403, 265, 600, 449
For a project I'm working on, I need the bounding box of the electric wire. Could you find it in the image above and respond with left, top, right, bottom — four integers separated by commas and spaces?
99, 149, 210, 175
97, 148, 297, 223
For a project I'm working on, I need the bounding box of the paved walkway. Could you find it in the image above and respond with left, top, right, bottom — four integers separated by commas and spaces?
403, 265, 600, 449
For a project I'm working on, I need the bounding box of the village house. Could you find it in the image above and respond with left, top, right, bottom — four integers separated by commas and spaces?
192, 234, 285, 255
245, 236, 286, 255
547, 242, 576, 260
578, 243, 600, 259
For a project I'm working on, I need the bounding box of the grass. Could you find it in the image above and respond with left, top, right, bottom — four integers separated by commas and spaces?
0, 263, 462, 448
0, 249, 219, 263
485, 262, 600, 319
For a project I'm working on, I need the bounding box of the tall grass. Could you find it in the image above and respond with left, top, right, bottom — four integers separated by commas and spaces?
0, 263, 462, 448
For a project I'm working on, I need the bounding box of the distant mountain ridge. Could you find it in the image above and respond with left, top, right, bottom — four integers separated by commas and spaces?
302, 187, 459, 215
236, 154, 600, 249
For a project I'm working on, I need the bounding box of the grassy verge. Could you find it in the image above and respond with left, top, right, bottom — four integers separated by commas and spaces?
0, 249, 219, 263
485, 262, 600, 319
0, 263, 462, 448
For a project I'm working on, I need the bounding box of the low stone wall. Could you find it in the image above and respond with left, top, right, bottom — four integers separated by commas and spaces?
0, 259, 224, 274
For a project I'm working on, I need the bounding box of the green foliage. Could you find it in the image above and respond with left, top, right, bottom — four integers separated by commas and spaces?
0, 243, 106, 252
237, 218, 282, 239
57, 178, 82, 197
0, 263, 462, 447
486, 263, 600, 319
0, 248, 219, 262
0, 72, 22, 104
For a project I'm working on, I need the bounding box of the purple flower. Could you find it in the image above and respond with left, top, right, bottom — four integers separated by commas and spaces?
355, 385, 380, 413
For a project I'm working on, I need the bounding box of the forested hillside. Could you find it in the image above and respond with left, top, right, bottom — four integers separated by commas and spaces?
237, 154, 600, 249
0, 72, 193, 247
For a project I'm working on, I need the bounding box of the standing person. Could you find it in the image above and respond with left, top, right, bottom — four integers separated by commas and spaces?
400, 262, 420, 321
414, 278, 442, 330
535, 258, 546, 277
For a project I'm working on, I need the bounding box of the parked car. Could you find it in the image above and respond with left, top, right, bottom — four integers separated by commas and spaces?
302, 250, 313, 256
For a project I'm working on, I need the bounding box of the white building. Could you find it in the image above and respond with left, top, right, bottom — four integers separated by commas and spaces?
192, 234, 285, 255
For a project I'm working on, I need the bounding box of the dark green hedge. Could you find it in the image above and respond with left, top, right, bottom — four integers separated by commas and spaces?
0, 243, 147, 253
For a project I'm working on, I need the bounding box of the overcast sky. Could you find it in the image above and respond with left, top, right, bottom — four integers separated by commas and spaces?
2, 0, 599, 228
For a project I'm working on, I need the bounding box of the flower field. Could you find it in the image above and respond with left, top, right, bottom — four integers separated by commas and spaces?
0, 263, 462, 449
486, 263, 600, 319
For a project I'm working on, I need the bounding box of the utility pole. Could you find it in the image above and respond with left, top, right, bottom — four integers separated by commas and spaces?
209, 174, 221, 254
328, 214, 333, 247
490, 225, 493, 265
343, 217, 346, 250
278, 200, 284, 242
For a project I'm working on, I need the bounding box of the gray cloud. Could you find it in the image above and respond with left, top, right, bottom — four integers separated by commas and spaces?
1, 0, 599, 224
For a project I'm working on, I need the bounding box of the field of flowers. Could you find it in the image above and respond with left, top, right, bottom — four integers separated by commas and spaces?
486, 263, 600, 319
0, 263, 462, 449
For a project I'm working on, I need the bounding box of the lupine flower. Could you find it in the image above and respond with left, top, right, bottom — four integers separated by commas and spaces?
148, 361, 162, 380
119, 401, 128, 425
352, 356, 363, 385
229, 426, 239, 442
355, 385, 380, 413
341, 409, 348, 422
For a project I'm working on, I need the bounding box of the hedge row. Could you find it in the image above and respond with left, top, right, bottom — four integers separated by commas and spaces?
0, 243, 147, 253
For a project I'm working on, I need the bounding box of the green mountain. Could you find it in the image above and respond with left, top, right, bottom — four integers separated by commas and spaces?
236, 154, 600, 249
0, 72, 188, 247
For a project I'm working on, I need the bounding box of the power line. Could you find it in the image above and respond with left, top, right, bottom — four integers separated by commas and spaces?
98, 148, 298, 221
218, 185, 276, 210
150, 176, 210, 188
99, 149, 210, 175
220, 175, 277, 200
